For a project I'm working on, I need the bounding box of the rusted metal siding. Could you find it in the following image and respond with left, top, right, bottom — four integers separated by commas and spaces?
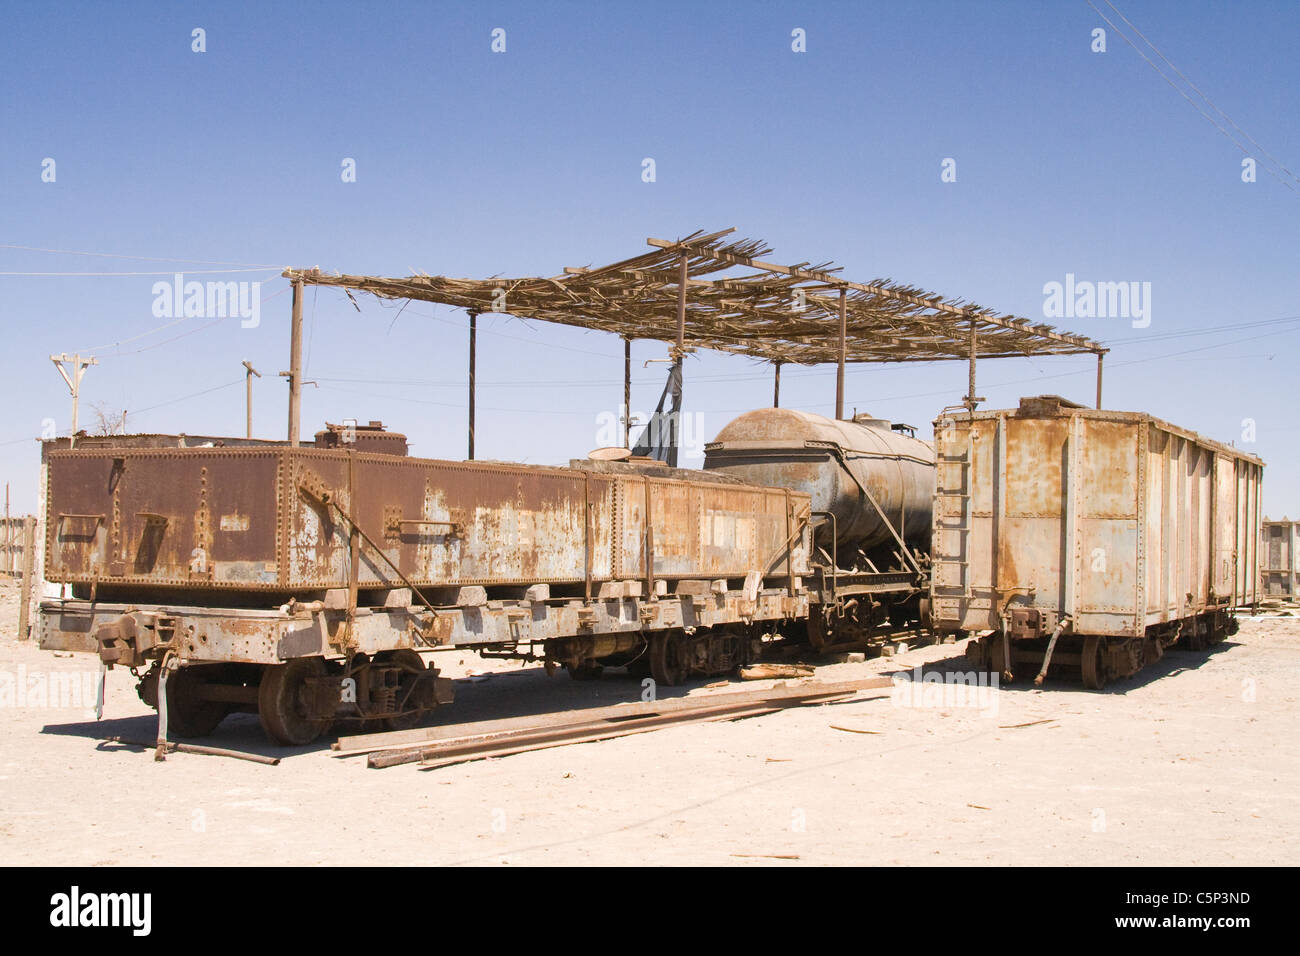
45, 447, 808, 593
46, 449, 284, 588
931, 398, 1263, 638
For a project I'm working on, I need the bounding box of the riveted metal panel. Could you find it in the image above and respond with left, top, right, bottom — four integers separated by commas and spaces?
45, 444, 809, 595
931, 397, 1264, 639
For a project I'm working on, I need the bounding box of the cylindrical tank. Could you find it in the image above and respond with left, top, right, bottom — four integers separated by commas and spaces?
703, 408, 934, 558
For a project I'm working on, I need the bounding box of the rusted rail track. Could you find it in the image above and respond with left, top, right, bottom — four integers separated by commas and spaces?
351, 676, 893, 770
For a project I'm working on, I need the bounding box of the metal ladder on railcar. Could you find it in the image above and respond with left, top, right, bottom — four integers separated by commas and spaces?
933, 419, 974, 603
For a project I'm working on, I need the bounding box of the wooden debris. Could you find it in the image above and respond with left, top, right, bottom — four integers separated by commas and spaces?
352, 676, 894, 769
739, 663, 814, 681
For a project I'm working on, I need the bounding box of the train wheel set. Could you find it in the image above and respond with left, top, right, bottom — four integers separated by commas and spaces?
963, 608, 1238, 690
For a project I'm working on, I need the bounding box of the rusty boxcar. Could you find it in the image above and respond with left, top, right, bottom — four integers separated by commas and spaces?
930, 396, 1264, 687
38, 427, 812, 743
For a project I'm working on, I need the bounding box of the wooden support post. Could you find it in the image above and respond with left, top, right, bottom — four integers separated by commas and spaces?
623, 337, 632, 448
17, 516, 35, 640
966, 317, 978, 411
468, 312, 477, 460
773, 361, 781, 408
835, 289, 847, 420
676, 254, 687, 356
1095, 351, 1104, 410
287, 279, 303, 446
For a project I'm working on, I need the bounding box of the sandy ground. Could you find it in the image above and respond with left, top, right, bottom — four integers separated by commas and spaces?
1, 578, 1296, 866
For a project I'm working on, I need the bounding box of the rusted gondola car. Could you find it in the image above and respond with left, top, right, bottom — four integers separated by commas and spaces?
930, 396, 1263, 687
38, 424, 812, 743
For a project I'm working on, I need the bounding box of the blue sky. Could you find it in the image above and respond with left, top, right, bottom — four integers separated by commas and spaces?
1, 0, 1297, 515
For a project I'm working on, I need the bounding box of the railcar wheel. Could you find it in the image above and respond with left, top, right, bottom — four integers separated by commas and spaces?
165, 666, 230, 738
649, 631, 689, 686
259, 658, 330, 746
378, 649, 432, 732
1080, 636, 1107, 690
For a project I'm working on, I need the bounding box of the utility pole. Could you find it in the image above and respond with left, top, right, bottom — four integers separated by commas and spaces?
50, 352, 98, 449
284, 279, 304, 446
242, 361, 262, 438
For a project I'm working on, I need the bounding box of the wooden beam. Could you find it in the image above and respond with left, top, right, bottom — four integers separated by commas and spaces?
647, 236, 1102, 352
1096, 350, 1104, 410
966, 317, 978, 410
17, 516, 34, 640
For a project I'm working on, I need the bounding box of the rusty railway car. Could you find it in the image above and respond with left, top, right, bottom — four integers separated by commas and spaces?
930, 396, 1264, 687
704, 407, 935, 647
38, 426, 812, 744
38, 392, 1263, 747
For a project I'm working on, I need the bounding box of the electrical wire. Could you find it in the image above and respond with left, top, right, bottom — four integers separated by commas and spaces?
1086, 0, 1299, 194
0, 242, 285, 269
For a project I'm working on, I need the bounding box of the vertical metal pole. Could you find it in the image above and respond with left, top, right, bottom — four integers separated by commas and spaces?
4, 483, 9, 575
1095, 351, 1104, 410
835, 289, 847, 420
623, 337, 632, 448
773, 361, 781, 408
287, 280, 304, 446
468, 312, 477, 460
672, 254, 687, 465
967, 318, 978, 410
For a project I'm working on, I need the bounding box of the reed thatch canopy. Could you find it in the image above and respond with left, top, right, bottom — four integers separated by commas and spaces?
283, 228, 1105, 365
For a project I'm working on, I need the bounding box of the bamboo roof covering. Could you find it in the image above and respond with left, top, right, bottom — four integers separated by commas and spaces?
283, 228, 1106, 365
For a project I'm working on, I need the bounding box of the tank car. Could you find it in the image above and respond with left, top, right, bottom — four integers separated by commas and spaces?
704, 407, 935, 647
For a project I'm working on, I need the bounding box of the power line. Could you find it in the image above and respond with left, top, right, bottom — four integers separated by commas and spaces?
0, 267, 283, 276
130, 379, 245, 417
1102, 0, 1300, 187
0, 242, 285, 269
75, 282, 291, 356
1086, 0, 1299, 194
1102, 313, 1300, 346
